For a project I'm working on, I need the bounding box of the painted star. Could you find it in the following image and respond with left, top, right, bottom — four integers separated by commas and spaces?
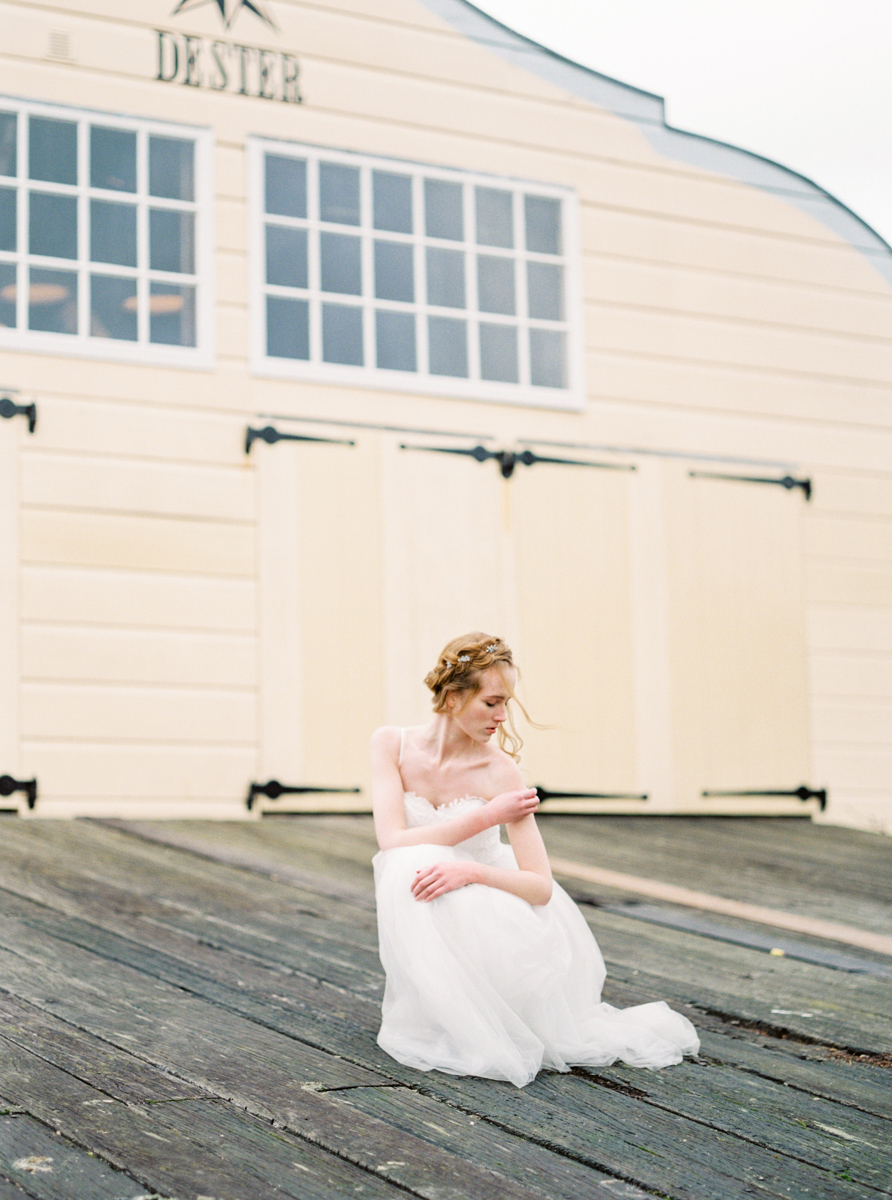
171, 0, 278, 32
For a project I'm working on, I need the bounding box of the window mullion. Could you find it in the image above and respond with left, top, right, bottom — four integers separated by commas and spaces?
307, 155, 322, 363
360, 163, 373, 370
463, 180, 479, 382
515, 188, 530, 387
413, 171, 427, 378
15, 109, 26, 331
136, 127, 149, 344
77, 118, 89, 339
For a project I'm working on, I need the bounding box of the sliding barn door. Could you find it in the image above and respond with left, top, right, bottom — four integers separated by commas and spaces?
380, 436, 514, 726
664, 463, 812, 810
256, 433, 385, 810
511, 462, 638, 801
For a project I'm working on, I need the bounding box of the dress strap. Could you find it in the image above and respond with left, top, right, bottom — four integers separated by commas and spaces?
398, 727, 406, 766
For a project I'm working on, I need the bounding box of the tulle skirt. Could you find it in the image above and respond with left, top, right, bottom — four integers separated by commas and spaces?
373, 842, 700, 1088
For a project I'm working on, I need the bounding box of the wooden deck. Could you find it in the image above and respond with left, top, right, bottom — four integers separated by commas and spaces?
0, 814, 890, 1200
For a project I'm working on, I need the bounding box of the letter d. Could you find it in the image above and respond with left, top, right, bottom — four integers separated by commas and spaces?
156, 30, 180, 82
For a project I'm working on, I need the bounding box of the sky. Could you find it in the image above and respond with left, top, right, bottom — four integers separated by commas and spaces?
472, 0, 892, 248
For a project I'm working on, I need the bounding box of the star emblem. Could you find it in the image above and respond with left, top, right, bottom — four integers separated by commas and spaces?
171, 0, 278, 31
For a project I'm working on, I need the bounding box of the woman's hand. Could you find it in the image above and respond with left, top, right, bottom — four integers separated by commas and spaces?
486, 787, 539, 826
411, 861, 482, 902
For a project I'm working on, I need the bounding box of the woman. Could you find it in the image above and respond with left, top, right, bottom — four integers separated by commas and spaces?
371, 633, 699, 1088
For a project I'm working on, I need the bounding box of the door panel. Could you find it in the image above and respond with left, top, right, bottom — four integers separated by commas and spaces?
381, 438, 512, 727
512, 464, 637, 796
665, 463, 811, 808
258, 435, 384, 808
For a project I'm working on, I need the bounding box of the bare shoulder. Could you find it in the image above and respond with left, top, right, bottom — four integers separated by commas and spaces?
487, 745, 526, 791
370, 725, 401, 756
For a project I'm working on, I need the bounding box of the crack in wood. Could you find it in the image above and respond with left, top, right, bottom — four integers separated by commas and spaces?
694, 1006, 892, 1065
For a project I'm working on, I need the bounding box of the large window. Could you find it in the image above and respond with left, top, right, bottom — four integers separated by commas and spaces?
250, 140, 582, 408
0, 100, 212, 364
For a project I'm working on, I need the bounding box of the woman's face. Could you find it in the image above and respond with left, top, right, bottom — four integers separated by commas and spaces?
449, 666, 514, 743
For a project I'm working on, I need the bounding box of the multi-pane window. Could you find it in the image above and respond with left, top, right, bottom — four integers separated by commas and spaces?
252, 141, 581, 407
0, 101, 210, 361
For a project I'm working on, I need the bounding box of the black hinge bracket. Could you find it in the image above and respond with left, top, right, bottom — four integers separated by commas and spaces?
689, 470, 811, 501
535, 786, 648, 803
0, 775, 37, 809
246, 779, 362, 811
0, 395, 37, 434
400, 443, 635, 480
245, 425, 355, 454
701, 785, 826, 811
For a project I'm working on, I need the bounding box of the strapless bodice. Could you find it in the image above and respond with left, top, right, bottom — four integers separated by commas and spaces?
403, 792, 503, 865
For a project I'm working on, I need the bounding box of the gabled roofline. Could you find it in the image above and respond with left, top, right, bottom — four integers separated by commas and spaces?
419, 0, 892, 288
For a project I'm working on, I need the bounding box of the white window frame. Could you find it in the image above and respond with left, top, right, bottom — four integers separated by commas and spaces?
248, 138, 585, 411
0, 95, 215, 369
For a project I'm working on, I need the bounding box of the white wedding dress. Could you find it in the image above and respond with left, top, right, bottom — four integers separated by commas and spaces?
373, 789, 700, 1088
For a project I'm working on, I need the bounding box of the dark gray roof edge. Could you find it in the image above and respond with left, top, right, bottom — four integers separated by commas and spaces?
418, 0, 892, 289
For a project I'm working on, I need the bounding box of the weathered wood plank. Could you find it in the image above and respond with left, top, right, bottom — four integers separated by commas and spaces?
0, 883, 384, 1070
1, 819, 890, 1200
583, 1061, 892, 1190
3, 819, 889, 1059
108, 815, 380, 901
0, 1111, 148, 1200
538, 816, 892, 935
6, 879, 889, 1200
0, 935, 570, 1200
333, 1085, 625, 1200
0, 828, 384, 998
0, 1175, 36, 1200
402, 1070, 884, 1200
695, 1031, 892, 1119
0, 996, 639, 1200
0, 912, 382, 1093
0, 820, 377, 931
586, 908, 892, 1052
0, 1050, 405, 1200
0, 819, 380, 950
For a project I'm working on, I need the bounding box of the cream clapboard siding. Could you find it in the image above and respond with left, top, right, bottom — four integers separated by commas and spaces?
0, 0, 888, 826
15, 395, 257, 816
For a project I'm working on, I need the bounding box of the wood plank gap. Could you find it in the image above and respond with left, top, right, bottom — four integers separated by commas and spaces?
693, 1006, 892, 1067
396, 1078, 668, 1186
699, 1055, 892, 1120
575, 1069, 892, 1188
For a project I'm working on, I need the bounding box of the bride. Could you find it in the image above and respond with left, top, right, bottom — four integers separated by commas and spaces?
371, 633, 699, 1088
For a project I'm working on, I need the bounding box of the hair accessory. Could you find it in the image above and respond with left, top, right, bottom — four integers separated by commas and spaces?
458, 655, 470, 662
485, 643, 500, 653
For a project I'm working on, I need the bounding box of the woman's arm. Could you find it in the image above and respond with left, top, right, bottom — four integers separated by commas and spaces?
410, 852, 552, 906
410, 764, 553, 907
370, 727, 538, 851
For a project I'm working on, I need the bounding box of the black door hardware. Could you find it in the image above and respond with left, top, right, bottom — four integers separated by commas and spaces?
245, 424, 355, 454
400, 443, 635, 480
689, 470, 811, 501
534, 786, 648, 803
701, 785, 826, 811
246, 779, 362, 811
0, 775, 37, 809
0, 396, 36, 433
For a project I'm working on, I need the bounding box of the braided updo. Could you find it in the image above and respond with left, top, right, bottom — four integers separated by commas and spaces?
424, 632, 524, 757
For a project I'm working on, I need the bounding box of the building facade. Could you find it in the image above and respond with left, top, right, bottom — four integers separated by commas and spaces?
1, 0, 890, 830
